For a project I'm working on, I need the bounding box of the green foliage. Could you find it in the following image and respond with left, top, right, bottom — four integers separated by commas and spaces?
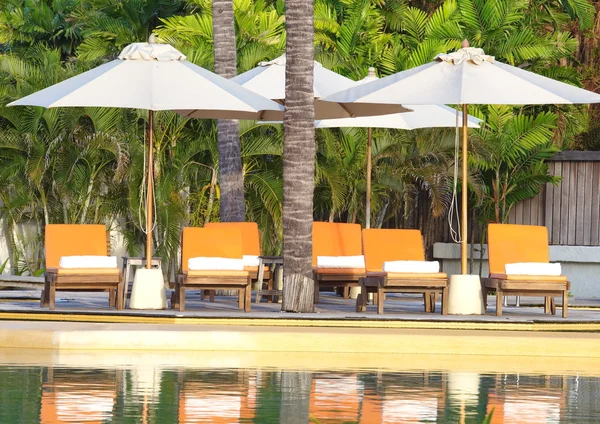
0, 0, 596, 274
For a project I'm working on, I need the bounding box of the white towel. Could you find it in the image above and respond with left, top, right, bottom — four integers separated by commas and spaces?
188, 257, 244, 271
317, 255, 365, 269
383, 260, 440, 273
59, 256, 117, 269
243, 255, 260, 267
505, 262, 561, 276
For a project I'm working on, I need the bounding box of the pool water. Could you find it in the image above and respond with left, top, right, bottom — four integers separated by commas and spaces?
1, 354, 599, 423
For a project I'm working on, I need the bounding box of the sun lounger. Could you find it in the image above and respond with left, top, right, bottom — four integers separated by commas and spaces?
356, 229, 448, 314
171, 227, 252, 312
312, 222, 366, 303
483, 223, 569, 317
42, 224, 123, 310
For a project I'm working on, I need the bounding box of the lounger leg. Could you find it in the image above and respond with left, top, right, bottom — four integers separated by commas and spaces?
40, 288, 48, 308
430, 292, 436, 313
266, 275, 274, 303
550, 297, 557, 315
423, 292, 431, 312
238, 289, 244, 310
314, 281, 320, 304
562, 291, 568, 318
544, 296, 550, 313
356, 283, 367, 313
178, 286, 185, 312
109, 289, 116, 308
496, 290, 503, 317
48, 280, 56, 311
41, 274, 51, 307
209, 290, 215, 302
377, 287, 384, 315
480, 280, 488, 312
343, 286, 350, 299
245, 284, 251, 313
117, 279, 124, 310
171, 288, 179, 309
441, 287, 449, 316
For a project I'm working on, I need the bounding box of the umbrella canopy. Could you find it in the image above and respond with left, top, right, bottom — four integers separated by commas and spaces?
9, 40, 284, 119
8, 37, 285, 270
194, 54, 409, 120
322, 44, 600, 274
322, 47, 600, 106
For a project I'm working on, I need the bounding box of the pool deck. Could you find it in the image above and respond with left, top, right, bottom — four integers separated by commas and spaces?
1, 289, 600, 357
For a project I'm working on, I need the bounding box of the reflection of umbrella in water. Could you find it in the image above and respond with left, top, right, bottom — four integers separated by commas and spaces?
323, 41, 600, 274
315, 67, 482, 228
8, 36, 284, 308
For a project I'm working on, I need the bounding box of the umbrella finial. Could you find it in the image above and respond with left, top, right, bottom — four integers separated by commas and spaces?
461, 39, 470, 48
367, 67, 377, 78
148, 34, 157, 45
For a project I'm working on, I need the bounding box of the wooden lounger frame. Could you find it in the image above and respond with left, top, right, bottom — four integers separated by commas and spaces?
42, 272, 123, 311
313, 271, 365, 303
482, 277, 570, 318
356, 275, 449, 315
172, 274, 252, 312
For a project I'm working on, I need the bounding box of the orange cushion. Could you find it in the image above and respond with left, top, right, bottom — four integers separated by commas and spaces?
312, 222, 362, 266
45, 224, 108, 269
314, 268, 366, 275
489, 273, 568, 282
362, 229, 425, 272
488, 224, 549, 275
204, 222, 261, 256
368, 271, 447, 279
186, 270, 249, 277
57, 268, 119, 275
181, 227, 243, 273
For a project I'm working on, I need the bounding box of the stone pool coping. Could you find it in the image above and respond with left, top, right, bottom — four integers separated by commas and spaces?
1, 319, 600, 359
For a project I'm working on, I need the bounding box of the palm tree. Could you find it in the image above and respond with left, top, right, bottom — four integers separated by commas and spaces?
212, 0, 245, 222
281, 0, 316, 312
469, 105, 561, 224
75, 0, 185, 61
0, 0, 83, 59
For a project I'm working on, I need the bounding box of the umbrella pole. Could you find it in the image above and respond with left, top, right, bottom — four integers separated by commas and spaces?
145, 110, 154, 269
461, 104, 469, 274
365, 127, 373, 229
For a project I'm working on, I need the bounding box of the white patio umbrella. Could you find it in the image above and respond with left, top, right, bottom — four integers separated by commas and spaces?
181, 54, 408, 120
8, 36, 284, 271
322, 41, 600, 274
315, 67, 482, 228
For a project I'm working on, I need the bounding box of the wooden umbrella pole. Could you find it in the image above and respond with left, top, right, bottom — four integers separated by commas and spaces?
145, 110, 154, 269
365, 127, 373, 229
461, 104, 469, 274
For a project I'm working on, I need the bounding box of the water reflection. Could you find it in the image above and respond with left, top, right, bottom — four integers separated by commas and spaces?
41, 369, 117, 423
1, 357, 599, 423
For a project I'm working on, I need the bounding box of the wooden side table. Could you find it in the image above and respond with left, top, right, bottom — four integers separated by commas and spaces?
121, 256, 162, 309
255, 256, 283, 304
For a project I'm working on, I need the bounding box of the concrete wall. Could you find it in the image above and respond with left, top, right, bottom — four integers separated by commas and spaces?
433, 243, 600, 298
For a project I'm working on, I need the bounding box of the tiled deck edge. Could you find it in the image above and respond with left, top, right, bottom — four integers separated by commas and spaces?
1, 321, 600, 357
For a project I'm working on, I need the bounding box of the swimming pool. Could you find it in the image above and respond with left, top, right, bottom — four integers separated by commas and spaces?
1, 350, 599, 423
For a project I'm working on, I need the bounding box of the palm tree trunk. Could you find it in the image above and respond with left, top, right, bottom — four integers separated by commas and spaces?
213, 0, 245, 222
281, 0, 315, 312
